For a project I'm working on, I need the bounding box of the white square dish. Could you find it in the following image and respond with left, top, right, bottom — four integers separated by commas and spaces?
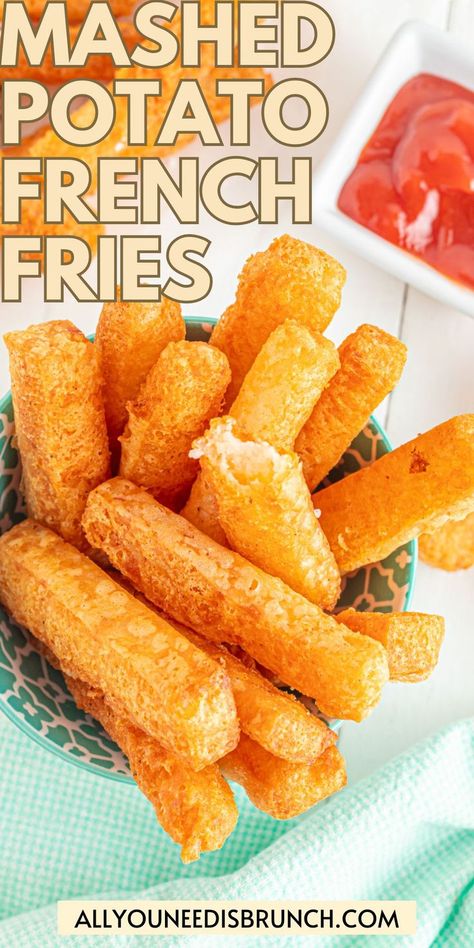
312, 20, 474, 317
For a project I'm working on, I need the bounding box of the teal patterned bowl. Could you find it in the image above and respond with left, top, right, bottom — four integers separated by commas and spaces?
0, 315, 416, 782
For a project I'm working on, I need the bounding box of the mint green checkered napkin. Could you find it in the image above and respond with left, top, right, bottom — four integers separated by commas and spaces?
0, 716, 472, 947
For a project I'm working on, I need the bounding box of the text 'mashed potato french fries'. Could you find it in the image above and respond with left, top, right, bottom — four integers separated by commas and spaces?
335, 609, 445, 683
296, 324, 407, 490
5, 321, 110, 551
191, 417, 341, 609
0, 520, 239, 771
82, 477, 389, 722
210, 235, 346, 404
1, 232, 468, 862
182, 319, 340, 543
95, 297, 185, 463
316, 415, 474, 574
119, 341, 230, 509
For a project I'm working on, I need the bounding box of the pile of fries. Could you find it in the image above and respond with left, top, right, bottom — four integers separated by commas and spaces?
1, 235, 473, 863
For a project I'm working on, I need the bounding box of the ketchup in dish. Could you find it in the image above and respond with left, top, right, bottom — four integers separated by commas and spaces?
338, 74, 474, 290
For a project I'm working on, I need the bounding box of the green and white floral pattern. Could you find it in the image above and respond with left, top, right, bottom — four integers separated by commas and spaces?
0, 319, 416, 782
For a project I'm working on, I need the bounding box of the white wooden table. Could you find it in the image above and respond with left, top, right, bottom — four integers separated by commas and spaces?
0, 0, 473, 784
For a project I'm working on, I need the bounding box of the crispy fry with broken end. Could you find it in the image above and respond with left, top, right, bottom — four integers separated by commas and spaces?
82, 478, 389, 721
316, 415, 474, 574
120, 342, 230, 509
210, 236, 346, 404
192, 418, 341, 609
230, 321, 340, 450
0, 0, 131, 16
4, 321, 110, 550
167, 625, 336, 763
181, 322, 339, 542
95, 297, 185, 463
222, 735, 346, 819
335, 609, 445, 682
0, 21, 139, 84
296, 325, 407, 490
0, 521, 239, 769
419, 513, 474, 571
67, 677, 238, 863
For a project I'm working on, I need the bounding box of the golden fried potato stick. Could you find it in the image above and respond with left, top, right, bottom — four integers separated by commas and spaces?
0, 0, 131, 20
419, 513, 474, 572
230, 321, 340, 451
192, 418, 341, 609
296, 324, 407, 490
164, 623, 336, 764
82, 478, 389, 721
0, 21, 139, 85
335, 609, 445, 683
222, 735, 346, 820
95, 297, 185, 465
316, 415, 474, 575
67, 676, 238, 863
0, 520, 239, 769
4, 321, 110, 551
182, 321, 339, 543
210, 235, 346, 405
120, 341, 230, 509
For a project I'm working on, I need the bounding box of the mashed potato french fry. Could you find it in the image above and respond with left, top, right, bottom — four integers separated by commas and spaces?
335, 609, 445, 682
230, 321, 340, 450
119, 342, 230, 509
82, 478, 389, 721
95, 297, 185, 462
210, 236, 346, 404
4, 321, 110, 550
221, 735, 346, 819
167, 625, 336, 763
192, 418, 341, 609
296, 325, 407, 489
67, 677, 238, 863
316, 415, 474, 574
182, 321, 339, 542
0, 521, 239, 770
419, 513, 474, 571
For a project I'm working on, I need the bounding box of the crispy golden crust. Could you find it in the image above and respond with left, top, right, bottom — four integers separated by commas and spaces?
4, 321, 110, 550
231, 321, 340, 451
316, 415, 474, 574
296, 325, 407, 489
335, 609, 445, 682
181, 322, 339, 543
95, 297, 185, 462
221, 735, 346, 820
167, 625, 336, 764
0, 21, 139, 84
0, 521, 239, 769
193, 418, 341, 609
67, 676, 238, 863
119, 342, 230, 509
82, 478, 389, 721
419, 513, 474, 571
210, 236, 346, 404
181, 470, 229, 546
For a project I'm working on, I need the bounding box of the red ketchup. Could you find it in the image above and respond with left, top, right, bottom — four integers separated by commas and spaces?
338, 74, 474, 290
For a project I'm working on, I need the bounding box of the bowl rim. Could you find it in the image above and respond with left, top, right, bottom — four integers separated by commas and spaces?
0, 314, 417, 781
